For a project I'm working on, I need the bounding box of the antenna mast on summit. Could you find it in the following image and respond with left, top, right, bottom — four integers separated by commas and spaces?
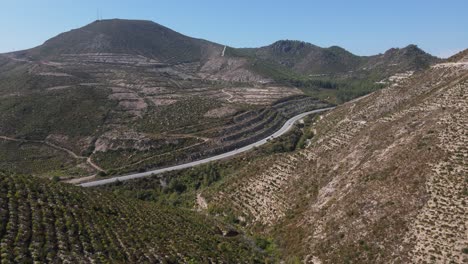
97, 9, 102, 21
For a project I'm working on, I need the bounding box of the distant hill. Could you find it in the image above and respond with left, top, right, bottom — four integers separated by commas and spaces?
363, 44, 440, 75
7, 19, 440, 80
16, 19, 222, 63
235, 40, 365, 74
226, 40, 439, 78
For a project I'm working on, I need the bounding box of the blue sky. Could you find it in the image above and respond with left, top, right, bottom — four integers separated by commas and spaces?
1, 0, 467, 57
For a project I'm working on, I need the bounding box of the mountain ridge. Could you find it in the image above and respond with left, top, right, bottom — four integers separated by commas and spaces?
229, 40, 439, 76
6, 19, 440, 78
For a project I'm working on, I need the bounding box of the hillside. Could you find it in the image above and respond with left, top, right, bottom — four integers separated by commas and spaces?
0, 19, 314, 180
217, 41, 439, 104
0, 172, 264, 262
199, 51, 468, 262
0, 19, 440, 183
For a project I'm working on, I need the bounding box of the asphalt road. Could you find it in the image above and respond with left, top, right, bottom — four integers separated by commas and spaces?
80, 107, 334, 187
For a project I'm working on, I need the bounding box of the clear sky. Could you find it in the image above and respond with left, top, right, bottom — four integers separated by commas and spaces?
1, 0, 467, 57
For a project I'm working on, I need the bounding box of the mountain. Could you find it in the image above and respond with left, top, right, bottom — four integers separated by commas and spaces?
9, 20, 439, 80
226, 40, 439, 78
235, 40, 365, 74
15, 19, 222, 64
200, 52, 468, 262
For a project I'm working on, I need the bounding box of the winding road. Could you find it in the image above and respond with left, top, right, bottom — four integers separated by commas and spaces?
221, 89, 234, 103
80, 107, 335, 187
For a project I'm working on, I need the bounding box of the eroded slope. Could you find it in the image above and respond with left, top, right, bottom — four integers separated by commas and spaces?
204, 54, 468, 263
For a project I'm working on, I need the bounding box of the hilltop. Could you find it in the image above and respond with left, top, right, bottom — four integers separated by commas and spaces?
16, 19, 222, 63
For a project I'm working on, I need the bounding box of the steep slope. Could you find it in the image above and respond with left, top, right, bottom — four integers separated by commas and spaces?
203, 50, 467, 262
0, 172, 264, 263
15, 19, 221, 63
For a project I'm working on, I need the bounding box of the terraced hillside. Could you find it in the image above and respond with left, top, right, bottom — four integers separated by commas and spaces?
0, 19, 440, 182
90, 96, 328, 176
0, 35, 304, 180
0, 43, 324, 181
0, 172, 264, 263
201, 51, 468, 262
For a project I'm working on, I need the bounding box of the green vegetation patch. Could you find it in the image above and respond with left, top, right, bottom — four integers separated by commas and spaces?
100, 161, 243, 208
0, 66, 82, 94
0, 140, 87, 178
294, 77, 384, 104
0, 86, 114, 140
